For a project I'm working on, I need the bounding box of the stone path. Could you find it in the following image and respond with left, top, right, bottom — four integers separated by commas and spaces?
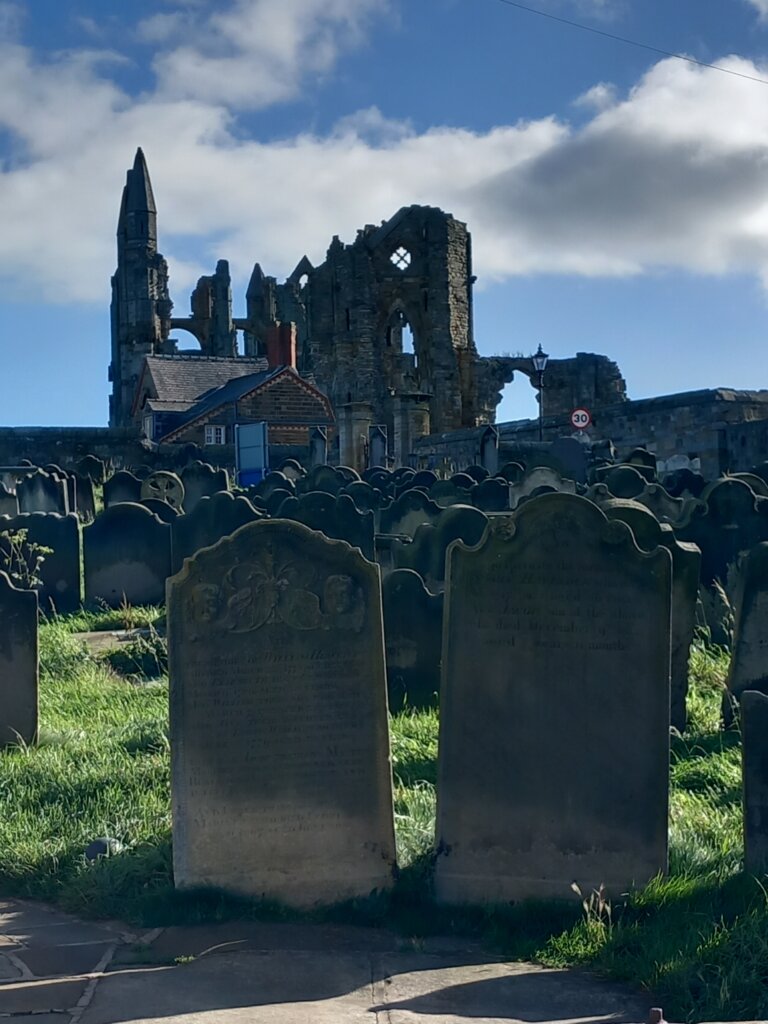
0, 896, 723, 1024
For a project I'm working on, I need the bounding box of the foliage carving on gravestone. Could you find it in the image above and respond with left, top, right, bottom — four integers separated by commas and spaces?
185, 544, 365, 637
0, 529, 52, 590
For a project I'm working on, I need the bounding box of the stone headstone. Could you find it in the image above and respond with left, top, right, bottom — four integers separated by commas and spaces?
603, 464, 647, 499
180, 461, 229, 513
472, 477, 511, 513
0, 571, 38, 747
141, 471, 185, 511
84, 504, 171, 607
393, 505, 488, 593
76, 455, 106, 484
0, 484, 18, 517
17, 470, 67, 514
168, 519, 396, 906
741, 689, 768, 875
103, 470, 142, 508
603, 499, 701, 733
498, 461, 525, 483
382, 568, 443, 713
368, 424, 387, 469
141, 498, 180, 523
435, 493, 671, 903
0, 512, 82, 614
73, 473, 96, 521
171, 491, 263, 575
380, 491, 442, 540
726, 544, 768, 710
429, 480, 473, 508
509, 467, 576, 510
280, 492, 375, 561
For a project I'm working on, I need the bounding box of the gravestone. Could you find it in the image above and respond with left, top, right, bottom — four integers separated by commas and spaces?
380, 487, 442, 536
368, 425, 387, 469
603, 499, 701, 733
280, 492, 375, 561
382, 569, 443, 712
436, 493, 671, 903
181, 461, 229, 513
141, 498, 180, 523
0, 571, 38, 747
741, 690, 768, 875
393, 504, 488, 592
276, 458, 304, 483
430, 480, 473, 508
633, 484, 688, 526
498, 461, 525, 483
0, 512, 82, 614
73, 473, 96, 521
76, 455, 106, 484
603, 464, 647, 499
509, 467, 576, 510
726, 544, 768, 710
141, 471, 185, 511
168, 519, 396, 906
103, 470, 142, 508
0, 484, 18, 516
473, 477, 510, 513
84, 504, 171, 607
171, 491, 263, 574
17, 470, 67, 514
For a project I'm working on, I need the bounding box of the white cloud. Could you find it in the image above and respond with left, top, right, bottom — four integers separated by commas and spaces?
143, 0, 388, 110
0, 5, 768, 311
573, 81, 617, 111
745, 0, 768, 20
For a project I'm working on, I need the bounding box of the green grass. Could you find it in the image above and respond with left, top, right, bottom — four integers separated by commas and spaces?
1, 624, 765, 1020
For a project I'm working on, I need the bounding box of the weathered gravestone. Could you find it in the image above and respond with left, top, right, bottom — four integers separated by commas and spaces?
382, 568, 443, 712
379, 489, 443, 539
0, 484, 18, 516
0, 571, 38, 747
726, 543, 768, 710
171, 491, 264, 574
603, 499, 701, 733
168, 519, 396, 906
509, 467, 576, 510
603, 464, 648, 499
741, 689, 768, 875
435, 493, 671, 903
473, 477, 511, 513
0, 512, 82, 614
84, 504, 171, 607
17, 470, 67, 514
76, 455, 106, 484
180, 461, 229, 513
279, 492, 375, 561
141, 471, 185, 512
103, 470, 142, 508
393, 504, 488, 593
73, 473, 96, 521
141, 498, 180, 523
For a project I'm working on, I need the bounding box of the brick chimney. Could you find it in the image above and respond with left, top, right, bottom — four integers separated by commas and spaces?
265, 321, 297, 370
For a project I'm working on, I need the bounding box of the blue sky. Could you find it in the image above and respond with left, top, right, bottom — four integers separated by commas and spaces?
2, 0, 768, 425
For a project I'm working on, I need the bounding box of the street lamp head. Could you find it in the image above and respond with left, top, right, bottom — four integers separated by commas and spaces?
532, 344, 549, 374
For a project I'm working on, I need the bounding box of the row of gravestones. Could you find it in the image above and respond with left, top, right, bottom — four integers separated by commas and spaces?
166, 498, 675, 907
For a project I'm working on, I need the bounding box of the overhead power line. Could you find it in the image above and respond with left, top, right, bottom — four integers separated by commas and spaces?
489, 0, 768, 87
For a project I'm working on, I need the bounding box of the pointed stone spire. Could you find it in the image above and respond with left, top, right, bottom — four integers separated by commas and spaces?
246, 262, 266, 300
117, 147, 157, 247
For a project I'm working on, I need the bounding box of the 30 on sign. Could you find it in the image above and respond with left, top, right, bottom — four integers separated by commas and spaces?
570, 407, 592, 430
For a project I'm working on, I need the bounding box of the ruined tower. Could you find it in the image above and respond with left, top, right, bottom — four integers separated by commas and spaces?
109, 149, 173, 427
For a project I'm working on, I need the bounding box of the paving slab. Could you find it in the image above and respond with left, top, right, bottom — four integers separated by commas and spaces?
0, 976, 90, 1014
0, 951, 22, 981
14, 942, 116, 979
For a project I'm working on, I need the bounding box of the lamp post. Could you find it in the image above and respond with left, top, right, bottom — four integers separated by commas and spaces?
532, 344, 549, 442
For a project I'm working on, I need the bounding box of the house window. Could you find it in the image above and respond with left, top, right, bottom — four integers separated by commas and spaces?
204, 424, 227, 445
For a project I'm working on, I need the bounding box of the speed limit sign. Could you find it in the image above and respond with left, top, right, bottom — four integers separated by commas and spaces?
570, 407, 592, 430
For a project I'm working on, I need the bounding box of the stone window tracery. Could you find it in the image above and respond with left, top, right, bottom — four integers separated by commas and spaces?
390, 246, 412, 270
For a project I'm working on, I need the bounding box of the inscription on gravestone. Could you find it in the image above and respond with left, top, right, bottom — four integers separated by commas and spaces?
168, 519, 396, 907
436, 493, 671, 904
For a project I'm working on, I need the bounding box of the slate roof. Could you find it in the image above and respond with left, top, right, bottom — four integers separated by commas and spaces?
142, 355, 269, 407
